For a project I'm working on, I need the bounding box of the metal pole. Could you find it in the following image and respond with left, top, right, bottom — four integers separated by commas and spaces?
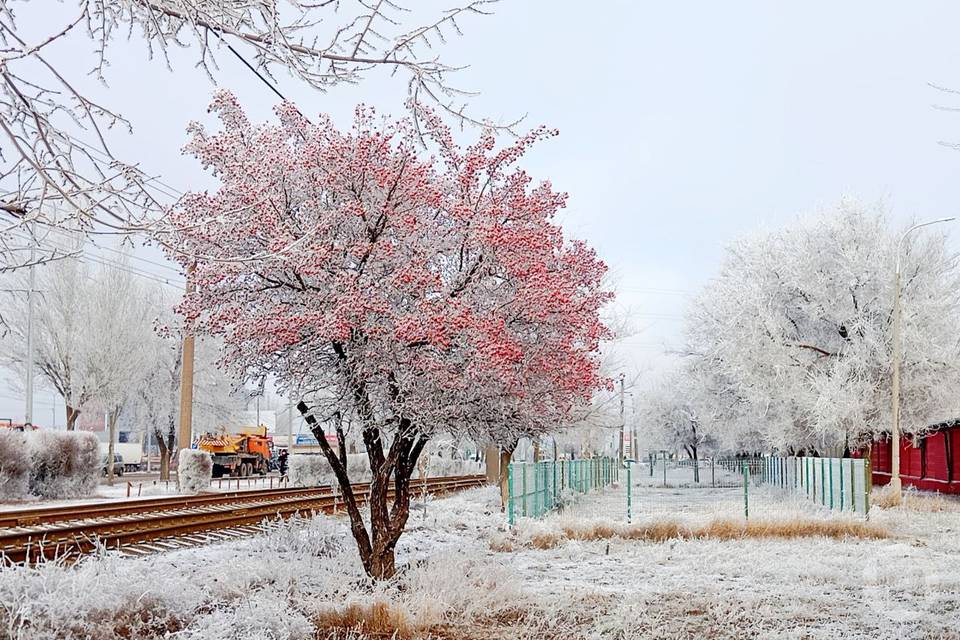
743, 466, 749, 519
891, 217, 955, 501
617, 373, 625, 466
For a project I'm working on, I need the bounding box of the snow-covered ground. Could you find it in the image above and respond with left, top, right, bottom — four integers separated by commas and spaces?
1, 486, 958, 639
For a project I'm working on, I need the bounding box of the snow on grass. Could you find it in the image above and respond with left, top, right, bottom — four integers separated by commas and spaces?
1, 486, 959, 639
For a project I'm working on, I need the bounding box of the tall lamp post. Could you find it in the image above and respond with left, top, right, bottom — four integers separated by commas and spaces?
890, 217, 955, 499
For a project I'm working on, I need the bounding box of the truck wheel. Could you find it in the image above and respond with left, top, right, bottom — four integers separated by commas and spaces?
241, 463, 251, 477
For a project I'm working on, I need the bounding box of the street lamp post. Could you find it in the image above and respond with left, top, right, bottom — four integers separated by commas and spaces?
890, 217, 955, 499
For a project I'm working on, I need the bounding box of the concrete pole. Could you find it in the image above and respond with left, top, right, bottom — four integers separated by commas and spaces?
177, 264, 197, 458
890, 217, 955, 501
890, 267, 902, 498
24, 239, 36, 428
287, 398, 294, 451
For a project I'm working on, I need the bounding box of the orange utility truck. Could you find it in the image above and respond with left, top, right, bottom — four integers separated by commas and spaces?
196, 426, 273, 477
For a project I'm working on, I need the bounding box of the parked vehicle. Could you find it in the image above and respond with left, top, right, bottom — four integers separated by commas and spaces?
196, 426, 273, 478
102, 454, 125, 477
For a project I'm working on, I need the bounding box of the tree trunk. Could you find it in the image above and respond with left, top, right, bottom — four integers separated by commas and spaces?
484, 445, 500, 486
498, 446, 514, 512
156, 416, 175, 480
692, 445, 699, 484
65, 403, 80, 431
297, 397, 427, 581
107, 408, 119, 485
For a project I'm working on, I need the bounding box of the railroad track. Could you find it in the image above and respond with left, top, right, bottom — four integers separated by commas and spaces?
0, 474, 484, 564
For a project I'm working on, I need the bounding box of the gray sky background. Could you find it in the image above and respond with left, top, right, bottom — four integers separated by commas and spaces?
6, 1, 960, 425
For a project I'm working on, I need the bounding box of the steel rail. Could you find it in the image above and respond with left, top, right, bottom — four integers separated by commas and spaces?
0, 475, 484, 564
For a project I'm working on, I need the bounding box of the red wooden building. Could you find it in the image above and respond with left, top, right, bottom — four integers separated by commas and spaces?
868, 420, 960, 494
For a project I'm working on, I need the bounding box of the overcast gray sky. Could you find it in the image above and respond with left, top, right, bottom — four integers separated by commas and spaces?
6, 1, 960, 425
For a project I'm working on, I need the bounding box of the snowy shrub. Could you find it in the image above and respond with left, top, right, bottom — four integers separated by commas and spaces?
27, 430, 99, 498
253, 515, 345, 557
412, 455, 484, 479
289, 453, 370, 487
177, 449, 212, 494
0, 430, 30, 500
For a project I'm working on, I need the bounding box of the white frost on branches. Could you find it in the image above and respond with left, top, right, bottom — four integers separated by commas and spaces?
677, 201, 960, 453
0, 0, 501, 269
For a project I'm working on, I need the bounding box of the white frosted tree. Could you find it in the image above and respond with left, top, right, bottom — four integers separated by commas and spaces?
0, 0, 503, 270
130, 300, 239, 480
683, 201, 960, 453
85, 258, 159, 483
635, 370, 720, 482
1, 255, 96, 430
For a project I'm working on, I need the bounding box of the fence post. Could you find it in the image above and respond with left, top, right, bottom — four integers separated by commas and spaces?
829, 458, 834, 509
663, 455, 667, 487
711, 458, 716, 488
805, 457, 810, 499
743, 465, 750, 519
864, 455, 871, 518
850, 458, 856, 513
521, 463, 528, 517
507, 463, 515, 526
820, 458, 826, 506
839, 457, 845, 510
626, 462, 633, 523
553, 459, 558, 508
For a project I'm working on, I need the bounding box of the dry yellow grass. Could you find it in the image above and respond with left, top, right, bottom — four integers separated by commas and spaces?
497, 517, 889, 551
315, 601, 414, 639
872, 485, 960, 512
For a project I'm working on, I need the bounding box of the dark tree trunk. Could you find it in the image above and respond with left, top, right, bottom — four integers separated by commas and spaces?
155, 427, 170, 481
156, 417, 176, 480
498, 445, 515, 512
297, 399, 427, 581
65, 403, 80, 431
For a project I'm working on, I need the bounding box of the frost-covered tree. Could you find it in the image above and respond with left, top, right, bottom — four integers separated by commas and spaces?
2, 253, 163, 445
1, 255, 95, 430
88, 263, 158, 482
0, 0, 502, 270
635, 370, 720, 482
161, 93, 609, 579
131, 298, 238, 480
685, 201, 960, 453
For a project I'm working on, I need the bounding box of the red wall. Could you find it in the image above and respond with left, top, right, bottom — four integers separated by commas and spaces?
869, 427, 959, 494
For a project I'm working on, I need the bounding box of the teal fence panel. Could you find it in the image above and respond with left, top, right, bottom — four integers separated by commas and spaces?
759, 455, 869, 515
508, 457, 618, 525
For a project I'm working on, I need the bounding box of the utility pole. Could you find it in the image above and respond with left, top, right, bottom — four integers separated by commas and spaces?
287, 398, 294, 451
891, 217, 955, 502
24, 237, 36, 429
177, 264, 197, 458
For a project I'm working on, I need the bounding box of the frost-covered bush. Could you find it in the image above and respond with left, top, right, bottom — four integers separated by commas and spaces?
412, 455, 484, 479
0, 430, 30, 500
289, 453, 370, 487
177, 449, 212, 494
290, 453, 482, 487
27, 430, 99, 498
253, 514, 345, 557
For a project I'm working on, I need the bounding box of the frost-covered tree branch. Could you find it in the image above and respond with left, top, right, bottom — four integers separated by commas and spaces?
0, 0, 502, 270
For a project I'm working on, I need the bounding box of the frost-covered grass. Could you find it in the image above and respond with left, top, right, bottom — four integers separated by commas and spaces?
1, 486, 958, 639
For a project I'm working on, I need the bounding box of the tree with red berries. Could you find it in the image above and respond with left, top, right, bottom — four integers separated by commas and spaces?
162, 91, 610, 579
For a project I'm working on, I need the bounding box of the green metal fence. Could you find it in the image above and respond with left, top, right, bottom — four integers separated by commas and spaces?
758, 455, 871, 514
507, 457, 619, 525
